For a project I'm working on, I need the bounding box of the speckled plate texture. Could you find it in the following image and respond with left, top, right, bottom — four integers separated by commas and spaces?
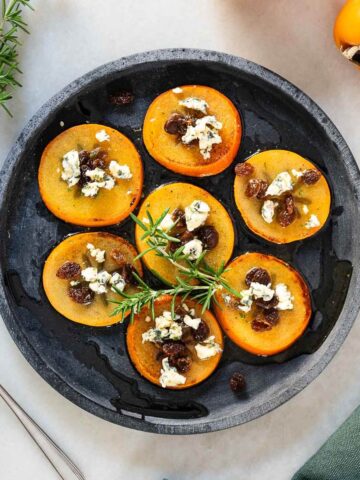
0, 49, 360, 435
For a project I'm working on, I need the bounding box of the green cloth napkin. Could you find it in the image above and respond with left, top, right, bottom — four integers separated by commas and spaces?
293, 405, 360, 480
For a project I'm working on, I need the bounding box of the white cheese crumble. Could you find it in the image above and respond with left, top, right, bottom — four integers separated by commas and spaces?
61, 150, 80, 187
81, 267, 125, 294
305, 214, 320, 229
250, 282, 275, 301
303, 205, 309, 214
142, 310, 183, 343
87, 243, 106, 263
108, 161, 132, 180
185, 200, 210, 231
261, 200, 278, 224
182, 115, 222, 160
179, 97, 208, 114
81, 175, 116, 197
172, 87, 183, 94
291, 169, 303, 179
195, 336, 222, 360
183, 315, 201, 330
237, 288, 253, 313
265, 171, 293, 196
85, 168, 105, 182
158, 213, 175, 232
159, 358, 186, 388
275, 283, 294, 310
183, 239, 203, 260
95, 129, 110, 142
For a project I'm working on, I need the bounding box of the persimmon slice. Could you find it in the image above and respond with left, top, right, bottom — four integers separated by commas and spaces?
143, 85, 242, 176
38, 124, 143, 226
135, 182, 235, 285
214, 252, 311, 356
126, 295, 223, 389
234, 150, 331, 243
43, 232, 143, 327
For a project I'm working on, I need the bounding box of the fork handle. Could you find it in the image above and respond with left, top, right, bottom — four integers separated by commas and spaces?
0, 385, 85, 480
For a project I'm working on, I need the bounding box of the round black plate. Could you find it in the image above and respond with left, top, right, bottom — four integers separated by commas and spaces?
1, 49, 360, 435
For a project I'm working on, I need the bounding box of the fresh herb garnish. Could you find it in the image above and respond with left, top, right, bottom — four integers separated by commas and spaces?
0, 0, 33, 116
111, 209, 242, 321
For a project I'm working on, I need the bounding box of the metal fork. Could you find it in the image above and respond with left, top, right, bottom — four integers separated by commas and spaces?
0, 384, 85, 480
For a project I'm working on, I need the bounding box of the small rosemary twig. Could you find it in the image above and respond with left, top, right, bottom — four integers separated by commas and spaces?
111, 209, 243, 321
0, 0, 33, 116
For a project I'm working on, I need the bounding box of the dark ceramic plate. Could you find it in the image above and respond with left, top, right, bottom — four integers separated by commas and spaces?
1, 49, 360, 435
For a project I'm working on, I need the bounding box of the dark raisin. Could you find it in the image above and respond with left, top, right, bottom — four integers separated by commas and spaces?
169, 355, 192, 373
234, 163, 254, 176
302, 169, 321, 185
162, 341, 187, 357
68, 285, 94, 304
263, 308, 279, 325
78, 164, 90, 187
278, 195, 296, 227
230, 372, 246, 393
180, 230, 195, 244
245, 267, 271, 287
89, 156, 106, 170
120, 263, 137, 285
164, 113, 190, 135
245, 179, 268, 199
192, 320, 210, 342
110, 248, 127, 266
56, 261, 81, 279
168, 238, 182, 253
175, 304, 188, 318
156, 350, 165, 362
195, 225, 219, 250
79, 150, 90, 165
251, 315, 272, 332
109, 91, 134, 106
172, 208, 186, 228
255, 295, 279, 309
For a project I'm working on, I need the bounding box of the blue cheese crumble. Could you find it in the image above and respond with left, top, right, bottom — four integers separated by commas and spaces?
95, 129, 110, 142
185, 200, 210, 231
261, 200, 278, 224
182, 115, 222, 160
195, 336, 222, 360
265, 171, 293, 196
183, 239, 203, 260
305, 214, 320, 229
87, 243, 106, 263
275, 283, 294, 310
108, 161, 132, 180
61, 150, 80, 187
159, 358, 186, 388
142, 310, 183, 343
80, 267, 125, 294
179, 97, 208, 114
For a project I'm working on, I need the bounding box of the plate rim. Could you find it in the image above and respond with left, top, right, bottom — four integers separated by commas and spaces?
1, 47, 360, 435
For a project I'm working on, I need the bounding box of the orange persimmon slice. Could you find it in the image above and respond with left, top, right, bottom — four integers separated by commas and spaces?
234, 150, 331, 244
214, 252, 312, 356
43, 232, 143, 327
127, 295, 223, 389
135, 182, 235, 285
38, 124, 143, 227
143, 85, 241, 177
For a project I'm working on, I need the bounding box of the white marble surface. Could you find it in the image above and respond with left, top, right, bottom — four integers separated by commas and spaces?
0, 1, 359, 479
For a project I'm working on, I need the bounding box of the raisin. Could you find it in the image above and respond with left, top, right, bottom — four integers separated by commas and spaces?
172, 208, 186, 228
255, 296, 279, 309
230, 372, 246, 393
168, 238, 182, 253
68, 285, 94, 304
78, 164, 90, 187
120, 264, 137, 285
234, 163, 254, 176
278, 195, 296, 227
245, 179, 268, 199
195, 225, 219, 249
110, 248, 127, 266
302, 169, 321, 185
251, 314, 272, 332
162, 341, 187, 357
56, 261, 81, 279
180, 230, 195, 244
79, 150, 90, 165
263, 308, 279, 325
89, 156, 106, 170
245, 267, 271, 287
109, 91, 135, 105
169, 355, 192, 373
164, 113, 190, 135
192, 320, 210, 342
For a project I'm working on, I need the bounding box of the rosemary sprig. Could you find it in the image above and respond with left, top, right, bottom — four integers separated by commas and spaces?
111, 209, 243, 321
0, 0, 33, 116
